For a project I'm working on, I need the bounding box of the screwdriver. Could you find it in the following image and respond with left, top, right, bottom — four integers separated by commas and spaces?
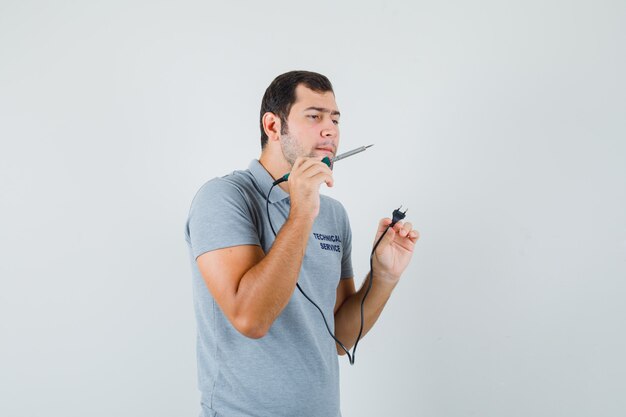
273, 144, 374, 185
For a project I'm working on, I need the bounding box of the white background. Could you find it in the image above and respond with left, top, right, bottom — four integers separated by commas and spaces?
1, 1, 625, 416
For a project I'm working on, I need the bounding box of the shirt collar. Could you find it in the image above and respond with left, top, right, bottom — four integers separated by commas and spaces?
248, 159, 290, 204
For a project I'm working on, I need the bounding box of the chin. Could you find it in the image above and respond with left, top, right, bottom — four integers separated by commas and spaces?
311, 150, 334, 159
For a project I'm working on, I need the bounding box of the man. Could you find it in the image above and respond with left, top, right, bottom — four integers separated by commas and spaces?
185, 70, 419, 417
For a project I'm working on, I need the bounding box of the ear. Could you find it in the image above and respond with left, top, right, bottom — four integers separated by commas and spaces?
262, 112, 282, 143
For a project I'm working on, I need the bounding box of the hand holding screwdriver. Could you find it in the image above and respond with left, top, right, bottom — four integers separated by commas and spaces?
273, 144, 374, 186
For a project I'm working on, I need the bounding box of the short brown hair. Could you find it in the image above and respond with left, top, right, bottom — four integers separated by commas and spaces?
259, 71, 334, 149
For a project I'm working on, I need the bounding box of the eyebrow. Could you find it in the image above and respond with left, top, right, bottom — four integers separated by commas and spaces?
303, 106, 341, 117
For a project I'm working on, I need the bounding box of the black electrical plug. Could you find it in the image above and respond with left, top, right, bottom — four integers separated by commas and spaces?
390, 206, 408, 227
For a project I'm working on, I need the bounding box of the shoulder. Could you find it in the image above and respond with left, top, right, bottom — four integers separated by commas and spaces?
186, 170, 263, 227
191, 169, 256, 206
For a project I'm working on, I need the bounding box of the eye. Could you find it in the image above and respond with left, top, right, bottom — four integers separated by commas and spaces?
332, 119, 340, 125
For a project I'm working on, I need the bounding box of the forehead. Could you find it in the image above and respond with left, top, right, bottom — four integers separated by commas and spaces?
291, 84, 339, 112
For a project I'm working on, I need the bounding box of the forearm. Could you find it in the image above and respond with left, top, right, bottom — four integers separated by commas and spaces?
333, 273, 397, 353
234, 215, 314, 336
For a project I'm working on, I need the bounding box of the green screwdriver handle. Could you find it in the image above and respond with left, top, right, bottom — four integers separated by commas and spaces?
279, 156, 331, 182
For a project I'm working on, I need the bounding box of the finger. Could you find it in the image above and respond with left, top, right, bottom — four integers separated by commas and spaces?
291, 156, 310, 171
399, 222, 413, 237
293, 156, 330, 170
302, 160, 332, 177
409, 230, 420, 241
292, 159, 334, 187
378, 218, 392, 233
291, 157, 331, 179
292, 157, 319, 174
304, 163, 334, 187
373, 218, 392, 245
305, 158, 332, 173
376, 222, 396, 250
310, 171, 334, 187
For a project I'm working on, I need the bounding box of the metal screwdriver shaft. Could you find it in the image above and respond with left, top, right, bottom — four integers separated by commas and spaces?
331, 144, 374, 163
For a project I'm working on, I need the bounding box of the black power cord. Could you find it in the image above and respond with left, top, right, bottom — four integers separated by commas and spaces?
266, 182, 407, 365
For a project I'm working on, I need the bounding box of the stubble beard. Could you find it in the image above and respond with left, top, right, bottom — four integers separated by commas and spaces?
279, 126, 314, 167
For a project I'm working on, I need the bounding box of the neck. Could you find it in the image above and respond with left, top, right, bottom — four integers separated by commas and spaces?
259, 151, 291, 193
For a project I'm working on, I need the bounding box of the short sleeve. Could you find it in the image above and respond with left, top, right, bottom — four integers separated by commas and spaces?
186, 178, 261, 260
339, 204, 354, 279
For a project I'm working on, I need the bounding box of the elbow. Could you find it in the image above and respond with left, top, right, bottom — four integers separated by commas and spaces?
233, 315, 269, 339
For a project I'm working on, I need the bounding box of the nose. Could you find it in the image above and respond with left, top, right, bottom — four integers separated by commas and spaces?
321, 119, 338, 139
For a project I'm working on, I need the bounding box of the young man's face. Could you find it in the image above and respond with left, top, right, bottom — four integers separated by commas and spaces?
279, 84, 340, 166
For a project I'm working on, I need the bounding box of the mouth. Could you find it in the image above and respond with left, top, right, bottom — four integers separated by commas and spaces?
315, 147, 335, 157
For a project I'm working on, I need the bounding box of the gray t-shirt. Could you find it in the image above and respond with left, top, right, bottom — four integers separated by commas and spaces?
185, 159, 354, 417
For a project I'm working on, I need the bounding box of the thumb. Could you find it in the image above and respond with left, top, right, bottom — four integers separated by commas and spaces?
374, 218, 395, 248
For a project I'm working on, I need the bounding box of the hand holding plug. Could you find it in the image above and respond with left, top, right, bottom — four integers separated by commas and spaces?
371, 206, 420, 283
